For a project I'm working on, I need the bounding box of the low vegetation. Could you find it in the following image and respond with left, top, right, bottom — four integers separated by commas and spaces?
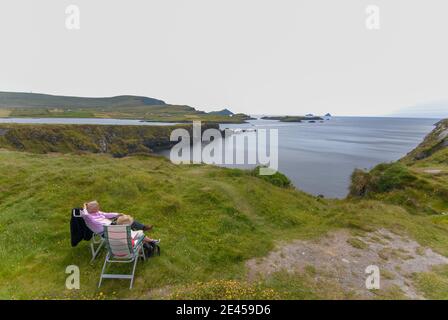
349, 120, 448, 215
250, 167, 293, 188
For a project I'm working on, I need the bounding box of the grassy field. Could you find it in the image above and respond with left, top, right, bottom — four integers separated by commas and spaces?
0, 120, 447, 300
3, 105, 249, 123
0, 109, 11, 117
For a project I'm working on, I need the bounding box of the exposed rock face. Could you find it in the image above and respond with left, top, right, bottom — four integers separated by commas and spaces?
404, 119, 448, 161
439, 129, 448, 140
439, 129, 448, 149
98, 138, 108, 153
0, 123, 220, 157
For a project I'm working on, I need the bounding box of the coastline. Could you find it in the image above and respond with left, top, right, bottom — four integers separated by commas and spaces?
0, 117, 439, 198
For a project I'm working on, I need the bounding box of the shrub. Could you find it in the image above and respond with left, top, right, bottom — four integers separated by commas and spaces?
349, 163, 417, 197
373, 163, 417, 193
349, 169, 371, 197
251, 167, 292, 188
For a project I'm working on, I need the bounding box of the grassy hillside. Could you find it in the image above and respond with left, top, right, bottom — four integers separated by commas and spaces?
0, 121, 447, 299
0, 92, 166, 108
350, 119, 448, 215
403, 119, 448, 163
0, 92, 248, 123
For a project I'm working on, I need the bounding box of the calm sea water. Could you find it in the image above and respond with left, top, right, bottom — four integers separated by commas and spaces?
218, 117, 438, 198
0, 116, 438, 198
0, 117, 178, 126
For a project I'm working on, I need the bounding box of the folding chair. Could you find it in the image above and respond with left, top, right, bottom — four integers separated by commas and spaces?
98, 225, 146, 289
89, 233, 105, 262
72, 208, 105, 262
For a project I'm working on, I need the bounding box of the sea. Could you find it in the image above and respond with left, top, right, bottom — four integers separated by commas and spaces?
0, 116, 438, 198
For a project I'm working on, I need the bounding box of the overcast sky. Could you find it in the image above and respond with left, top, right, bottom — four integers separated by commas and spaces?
0, 0, 447, 116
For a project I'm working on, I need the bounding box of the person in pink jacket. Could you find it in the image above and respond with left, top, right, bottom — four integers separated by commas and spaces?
81, 200, 159, 244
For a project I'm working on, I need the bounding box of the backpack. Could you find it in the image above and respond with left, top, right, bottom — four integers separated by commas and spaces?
143, 242, 160, 259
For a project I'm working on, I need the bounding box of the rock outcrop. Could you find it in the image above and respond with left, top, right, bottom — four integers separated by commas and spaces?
0, 123, 219, 157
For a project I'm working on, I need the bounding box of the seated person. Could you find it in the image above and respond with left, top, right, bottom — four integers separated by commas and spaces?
81, 200, 159, 244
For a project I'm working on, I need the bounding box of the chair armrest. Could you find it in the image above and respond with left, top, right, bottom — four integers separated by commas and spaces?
133, 235, 145, 249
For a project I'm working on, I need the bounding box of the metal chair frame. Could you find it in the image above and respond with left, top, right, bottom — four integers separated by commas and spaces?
98, 225, 146, 289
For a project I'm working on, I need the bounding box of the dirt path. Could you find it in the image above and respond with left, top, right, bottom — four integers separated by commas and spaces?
246, 229, 448, 299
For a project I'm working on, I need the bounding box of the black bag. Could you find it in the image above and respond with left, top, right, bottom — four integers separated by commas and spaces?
143, 242, 160, 259
70, 208, 93, 247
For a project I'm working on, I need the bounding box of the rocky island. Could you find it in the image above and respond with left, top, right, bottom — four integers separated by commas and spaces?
261, 115, 324, 122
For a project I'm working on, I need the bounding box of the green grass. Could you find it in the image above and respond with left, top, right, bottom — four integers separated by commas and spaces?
0, 150, 331, 299
0, 119, 447, 299
5, 106, 249, 123
1, 104, 248, 124
414, 265, 448, 299
0, 147, 447, 299
347, 238, 368, 250
3, 106, 249, 123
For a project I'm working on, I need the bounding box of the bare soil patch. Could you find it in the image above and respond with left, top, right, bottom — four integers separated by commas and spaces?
246, 229, 448, 299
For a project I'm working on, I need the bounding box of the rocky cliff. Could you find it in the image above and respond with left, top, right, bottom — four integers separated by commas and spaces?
0, 123, 219, 157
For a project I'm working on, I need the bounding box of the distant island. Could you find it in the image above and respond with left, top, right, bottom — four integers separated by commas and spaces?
261, 115, 325, 122
209, 108, 234, 116
0, 91, 250, 124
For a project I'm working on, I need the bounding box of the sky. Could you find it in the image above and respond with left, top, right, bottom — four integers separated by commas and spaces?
0, 0, 447, 117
